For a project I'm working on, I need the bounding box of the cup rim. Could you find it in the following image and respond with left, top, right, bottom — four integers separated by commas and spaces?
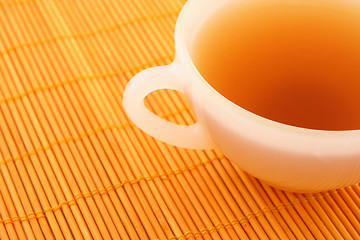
173, 0, 360, 137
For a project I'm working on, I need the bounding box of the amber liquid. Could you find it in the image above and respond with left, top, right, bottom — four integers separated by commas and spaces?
192, 1, 360, 130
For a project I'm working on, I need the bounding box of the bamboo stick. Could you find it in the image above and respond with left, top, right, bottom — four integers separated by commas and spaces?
0, 190, 20, 240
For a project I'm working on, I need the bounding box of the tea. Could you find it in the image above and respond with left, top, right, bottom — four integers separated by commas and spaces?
192, 1, 360, 130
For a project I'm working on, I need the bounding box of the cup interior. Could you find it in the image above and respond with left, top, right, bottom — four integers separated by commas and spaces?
177, 0, 360, 131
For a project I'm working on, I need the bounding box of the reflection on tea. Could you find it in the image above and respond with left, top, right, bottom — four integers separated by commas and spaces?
192, 1, 360, 130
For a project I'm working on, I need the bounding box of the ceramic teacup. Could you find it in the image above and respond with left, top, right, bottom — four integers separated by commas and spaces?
123, 0, 360, 192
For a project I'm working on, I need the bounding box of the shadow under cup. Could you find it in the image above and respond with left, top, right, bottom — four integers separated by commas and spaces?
190, 1, 360, 131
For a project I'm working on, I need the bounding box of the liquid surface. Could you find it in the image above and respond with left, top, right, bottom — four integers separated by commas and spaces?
192, 1, 360, 130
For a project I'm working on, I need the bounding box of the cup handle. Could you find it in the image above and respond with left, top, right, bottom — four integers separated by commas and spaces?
123, 64, 214, 149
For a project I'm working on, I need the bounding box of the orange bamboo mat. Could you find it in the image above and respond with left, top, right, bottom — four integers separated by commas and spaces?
0, 0, 360, 239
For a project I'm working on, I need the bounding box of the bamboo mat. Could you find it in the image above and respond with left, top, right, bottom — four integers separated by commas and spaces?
0, 0, 360, 239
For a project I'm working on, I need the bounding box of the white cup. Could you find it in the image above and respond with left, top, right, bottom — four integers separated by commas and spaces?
123, 0, 360, 192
